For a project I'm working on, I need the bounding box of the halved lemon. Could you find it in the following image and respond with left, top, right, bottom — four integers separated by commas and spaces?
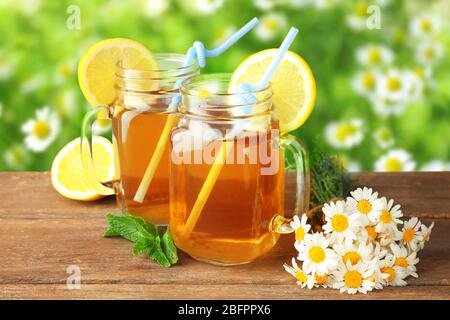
78, 38, 158, 107
229, 49, 316, 133
51, 136, 115, 201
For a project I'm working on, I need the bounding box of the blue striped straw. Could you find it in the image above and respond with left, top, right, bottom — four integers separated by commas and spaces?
168, 17, 259, 111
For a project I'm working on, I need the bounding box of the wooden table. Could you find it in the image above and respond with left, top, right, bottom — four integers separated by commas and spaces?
0, 172, 449, 300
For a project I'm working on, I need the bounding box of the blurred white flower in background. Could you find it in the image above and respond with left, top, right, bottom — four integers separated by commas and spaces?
412, 67, 436, 96
212, 26, 237, 47
314, 0, 339, 10
142, 0, 170, 17
375, 149, 415, 172
55, 59, 76, 85
325, 119, 364, 149
191, 0, 223, 15
255, 12, 287, 41
3, 0, 41, 16
410, 14, 440, 38
415, 42, 444, 66
376, 70, 412, 102
21, 107, 60, 152
370, 97, 407, 117
253, 0, 277, 11
373, 127, 394, 149
3, 145, 30, 170
285, 0, 310, 8
374, 0, 390, 6
356, 45, 394, 67
20, 74, 46, 95
55, 90, 77, 118
352, 69, 381, 98
0, 50, 16, 81
346, 2, 369, 31
420, 160, 449, 172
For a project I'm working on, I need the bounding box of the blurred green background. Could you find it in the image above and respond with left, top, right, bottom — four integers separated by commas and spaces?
0, 0, 449, 172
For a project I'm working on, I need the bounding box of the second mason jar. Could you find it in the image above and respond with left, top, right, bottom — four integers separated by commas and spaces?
169, 74, 310, 265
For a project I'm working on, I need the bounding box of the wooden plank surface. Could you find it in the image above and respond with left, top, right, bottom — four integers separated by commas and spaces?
0, 172, 449, 300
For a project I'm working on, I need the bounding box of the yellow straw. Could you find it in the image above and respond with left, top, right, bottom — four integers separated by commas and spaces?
133, 113, 178, 202
180, 140, 233, 239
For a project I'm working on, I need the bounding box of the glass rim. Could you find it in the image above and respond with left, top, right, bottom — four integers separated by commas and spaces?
115, 53, 199, 80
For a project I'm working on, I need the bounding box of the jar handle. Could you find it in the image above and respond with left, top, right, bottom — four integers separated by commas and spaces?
269, 134, 310, 234
80, 106, 115, 195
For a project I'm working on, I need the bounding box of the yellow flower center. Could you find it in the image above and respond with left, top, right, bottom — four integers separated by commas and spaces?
385, 157, 403, 171
33, 121, 50, 139
386, 76, 402, 91
381, 267, 396, 282
344, 270, 363, 288
309, 246, 326, 263
365, 226, 378, 240
355, 2, 368, 17
378, 128, 392, 141
393, 29, 405, 44
357, 199, 372, 214
295, 271, 307, 283
264, 18, 279, 31
420, 19, 432, 32
295, 226, 305, 242
423, 234, 430, 241
343, 251, 361, 266
362, 71, 376, 90
414, 68, 425, 80
335, 124, 358, 142
380, 210, 392, 224
331, 214, 349, 232
403, 228, 415, 242
368, 48, 381, 64
395, 257, 409, 268
314, 273, 328, 284
424, 48, 435, 60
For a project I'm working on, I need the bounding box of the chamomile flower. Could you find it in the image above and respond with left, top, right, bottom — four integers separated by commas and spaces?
397, 217, 422, 251
296, 232, 337, 276
290, 214, 312, 243
352, 69, 380, 98
286, 0, 310, 8
356, 44, 394, 67
55, 90, 77, 118
374, 197, 403, 233
253, 0, 276, 11
404, 70, 425, 102
361, 225, 379, 242
378, 255, 407, 286
333, 238, 373, 266
346, 2, 369, 31
254, 12, 287, 42
370, 96, 407, 117
418, 222, 434, 250
410, 14, 440, 38
365, 256, 389, 289
325, 119, 364, 149
142, 0, 170, 17
415, 42, 444, 66
378, 227, 401, 247
347, 187, 383, 226
421, 160, 449, 172
376, 70, 412, 102
373, 127, 394, 149
21, 106, 60, 152
313, 0, 339, 10
322, 200, 360, 243
283, 258, 315, 289
313, 272, 334, 288
189, 0, 223, 15
374, 149, 416, 172
332, 261, 375, 294
3, 145, 30, 170
390, 244, 419, 278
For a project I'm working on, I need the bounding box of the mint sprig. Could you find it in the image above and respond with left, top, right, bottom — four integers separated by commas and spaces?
104, 213, 178, 267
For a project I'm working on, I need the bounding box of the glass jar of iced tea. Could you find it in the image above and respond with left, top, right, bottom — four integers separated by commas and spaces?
82, 54, 199, 225
169, 73, 310, 265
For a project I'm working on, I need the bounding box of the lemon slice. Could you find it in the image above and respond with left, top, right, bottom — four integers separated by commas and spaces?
78, 38, 158, 107
51, 136, 115, 201
229, 49, 316, 133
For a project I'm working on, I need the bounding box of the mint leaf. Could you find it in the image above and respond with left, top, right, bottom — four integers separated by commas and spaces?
148, 236, 171, 268
105, 214, 153, 242
133, 236, 153, 255
104, 227, 120, 237
161, 228, 178, 264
